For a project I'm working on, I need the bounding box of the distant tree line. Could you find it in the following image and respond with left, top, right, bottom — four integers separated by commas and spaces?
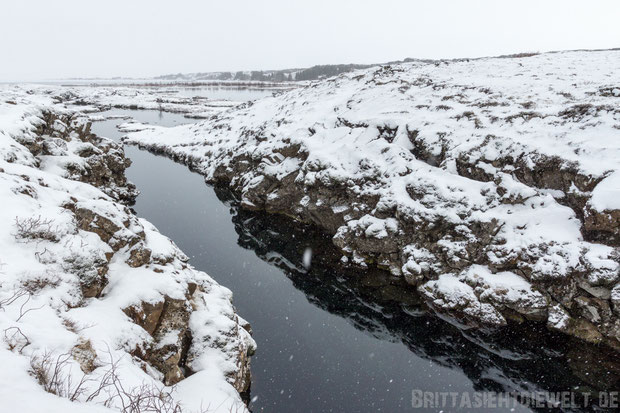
294, 64, 369, 81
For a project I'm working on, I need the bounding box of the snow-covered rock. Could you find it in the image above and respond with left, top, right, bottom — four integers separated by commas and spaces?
0, 91, 254, 412
124, 50, 620, 348
420, 265, 548, 327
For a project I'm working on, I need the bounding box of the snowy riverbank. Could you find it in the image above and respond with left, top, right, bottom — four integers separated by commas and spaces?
0, 89, 254, 412
124, 50, 620, 349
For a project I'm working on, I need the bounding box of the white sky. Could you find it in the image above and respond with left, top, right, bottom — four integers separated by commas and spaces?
1, 0, 618, 81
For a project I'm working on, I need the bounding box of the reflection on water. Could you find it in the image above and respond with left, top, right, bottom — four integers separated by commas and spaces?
90, 107, 620, 412
91, 108, 191, 131
220, 190, 620, 410
161, 86, 282, 101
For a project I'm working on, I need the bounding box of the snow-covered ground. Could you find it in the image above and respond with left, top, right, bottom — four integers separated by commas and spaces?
123, 50, 620, 347
4, 84, 242, 119
0, 89, 254, 412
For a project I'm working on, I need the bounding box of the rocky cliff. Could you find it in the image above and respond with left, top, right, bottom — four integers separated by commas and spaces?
0, 90, 254, 412
125, 50, 620, 350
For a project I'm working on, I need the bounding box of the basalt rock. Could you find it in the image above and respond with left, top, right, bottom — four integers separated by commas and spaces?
124, 300, 166, 336
62, 250, 109, 298
124, 286, 256, 391
24, 111, 137, 204
584, 207, 620, 246
71, 340, 98, 374
126, 245, 152, 268
145, 296, 192, 385
72, 207, 142, 252
3, 104, 254, 408
125, 50, 620, 352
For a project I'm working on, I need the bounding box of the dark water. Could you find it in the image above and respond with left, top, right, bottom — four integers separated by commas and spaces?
90, 105, 619, 412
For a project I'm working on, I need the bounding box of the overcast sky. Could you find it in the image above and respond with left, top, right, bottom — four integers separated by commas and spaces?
1, 0, 618, 81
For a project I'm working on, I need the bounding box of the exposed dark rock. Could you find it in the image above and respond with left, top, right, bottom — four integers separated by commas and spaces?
24, 111, 138, 204
145, 296, 192, 385
123, 300, 165, 336
71, 340, 98, 374
126, 246, 152, 268
584, 207, 620, 246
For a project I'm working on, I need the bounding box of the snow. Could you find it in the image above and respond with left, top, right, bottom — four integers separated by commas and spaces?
547, 305, 570, 330
121, 49, 619, 327
2, 83, 241, 120
0, 91, 254, 412
421, 273, 506, 325
590, 170, 620, 211
302, 247, 312, 269
420, 265, 547, 326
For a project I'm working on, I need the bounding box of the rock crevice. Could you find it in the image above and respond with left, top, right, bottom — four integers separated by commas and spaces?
125, 49, 620, 350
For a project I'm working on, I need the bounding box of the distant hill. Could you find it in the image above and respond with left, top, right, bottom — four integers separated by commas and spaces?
154, 63, 375, 83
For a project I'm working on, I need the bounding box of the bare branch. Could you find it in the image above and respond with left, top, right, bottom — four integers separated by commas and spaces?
28, 346, 214, 412
14, 215, 62, 243
3, 326, 31, 353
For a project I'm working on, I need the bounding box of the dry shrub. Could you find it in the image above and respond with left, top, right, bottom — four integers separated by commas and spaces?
14, 216, 61, 243
28, 348, 219, 413
21, 271, 61, 293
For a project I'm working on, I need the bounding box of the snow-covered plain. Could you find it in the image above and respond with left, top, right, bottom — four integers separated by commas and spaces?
0, 89, 254, 412
123, 50, 620, 347
24, 84, 241, 119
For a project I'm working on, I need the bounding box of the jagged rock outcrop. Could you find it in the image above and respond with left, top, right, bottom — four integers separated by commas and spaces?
125, 50, 620, 349
0, 93, 254, 411
17, 110, 137, 204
